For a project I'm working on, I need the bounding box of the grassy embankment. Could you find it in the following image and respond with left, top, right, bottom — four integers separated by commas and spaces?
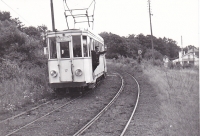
108, 57, 199, 135
143, 61, 199, 136
0, 52, 53, 115
0, 20, 53, 114
0, 59, 52, 114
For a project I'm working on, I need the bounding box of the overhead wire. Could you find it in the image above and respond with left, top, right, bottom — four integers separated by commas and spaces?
87, 0, 94, 10
63, 0, 69, 29
92, 0, 96, 29
63, 0, 76, 28
0, 0, 31, 26
63, 0, 96, 29
0, 0, 46, 32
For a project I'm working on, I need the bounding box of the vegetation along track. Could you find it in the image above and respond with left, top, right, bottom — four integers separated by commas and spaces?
1, 94, 82, 136
73, 72, 140, 136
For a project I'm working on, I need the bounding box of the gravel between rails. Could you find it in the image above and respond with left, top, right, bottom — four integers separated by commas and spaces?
1, 97, 72, 136
81, 73, 138, 136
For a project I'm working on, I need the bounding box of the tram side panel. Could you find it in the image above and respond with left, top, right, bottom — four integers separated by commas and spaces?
94, 55, 106, 77
83, 58, 93, 83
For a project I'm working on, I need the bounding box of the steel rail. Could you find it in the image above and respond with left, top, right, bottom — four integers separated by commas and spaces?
5, 96, 81, 136
120, 73, 140, 136
0, 98, 58, 124
73, 73, 124, 136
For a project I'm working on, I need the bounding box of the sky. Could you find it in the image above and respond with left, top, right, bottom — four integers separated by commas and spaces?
0, 0, 199, 48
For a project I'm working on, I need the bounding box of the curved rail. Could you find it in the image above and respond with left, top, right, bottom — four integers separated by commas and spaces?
5, 96, 81, 136
120, 72, 140, 136
73, 73, 124, 136
0, 98, 58, 124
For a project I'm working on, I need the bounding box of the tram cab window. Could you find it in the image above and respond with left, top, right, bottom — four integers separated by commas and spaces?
83, 36, 88, 57
88, 37, 92, 57
60, 42, 70, 58
91, 39, 94, 51
49, 37, 57, 59
72, 36, 82, 57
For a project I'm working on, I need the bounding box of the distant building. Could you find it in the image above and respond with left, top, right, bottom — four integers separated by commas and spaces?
172, 48, 199, 66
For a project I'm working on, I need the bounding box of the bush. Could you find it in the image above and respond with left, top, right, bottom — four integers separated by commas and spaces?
0, 15, 51, 113
183, 63, 193, 69
151, 59, 163, 67
168, 61, 174, 69
0, 59, 51, 112
144, 49, 163, 60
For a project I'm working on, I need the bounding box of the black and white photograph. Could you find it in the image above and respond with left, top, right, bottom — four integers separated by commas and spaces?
0, 0, 199, 135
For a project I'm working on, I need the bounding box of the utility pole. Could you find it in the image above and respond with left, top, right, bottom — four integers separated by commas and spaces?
193, 46, 195, 65
50, 0, 55, 31
148, 0, 154, 62
181, 36, 183, 65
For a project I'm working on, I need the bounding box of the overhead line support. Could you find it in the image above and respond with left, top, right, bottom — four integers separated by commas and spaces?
148, 0, 154, 62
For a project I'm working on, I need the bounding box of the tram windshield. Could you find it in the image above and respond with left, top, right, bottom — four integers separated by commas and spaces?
72, 36, 82, 57
49, 37, 57, 59
60, 42, 70, 58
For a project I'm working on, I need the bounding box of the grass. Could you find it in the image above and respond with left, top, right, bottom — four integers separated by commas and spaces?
108, 57, 199, 135
142, 60, 199, 135
0, 59, 52, 113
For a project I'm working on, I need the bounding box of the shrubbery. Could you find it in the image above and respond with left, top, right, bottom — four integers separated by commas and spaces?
0, 11, 51, 113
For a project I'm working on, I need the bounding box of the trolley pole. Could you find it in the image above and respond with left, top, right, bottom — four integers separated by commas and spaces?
50, 0, 55, 31
148, 0, 154, 62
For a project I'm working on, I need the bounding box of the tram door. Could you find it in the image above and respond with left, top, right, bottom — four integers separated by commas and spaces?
57, 37, 73, 82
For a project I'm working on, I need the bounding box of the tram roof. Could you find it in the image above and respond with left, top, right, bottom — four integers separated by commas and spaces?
46, 29, 103, 42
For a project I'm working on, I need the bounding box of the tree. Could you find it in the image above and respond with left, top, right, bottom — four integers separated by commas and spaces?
144, 49, 163, 60
99, 32, 128, 58
0, 11, 11, 21
23, 26, 40, 37
126, 34, 142, 59
12, 18, 24, 31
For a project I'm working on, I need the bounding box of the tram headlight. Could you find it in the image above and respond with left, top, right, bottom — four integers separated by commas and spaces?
75, 69, 82, 76
50, 70, 57, 77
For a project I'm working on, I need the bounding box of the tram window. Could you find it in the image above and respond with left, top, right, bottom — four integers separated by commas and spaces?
83, 36, 88, 57
93, 40, 96, 51
49, 38, 57, 59
88, 37, 92, 57
91, 39, 94, 51
60, 42, 70, 58
72, 36, 82, 57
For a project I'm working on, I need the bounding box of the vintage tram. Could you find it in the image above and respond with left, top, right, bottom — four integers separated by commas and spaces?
44, 29, 107, 93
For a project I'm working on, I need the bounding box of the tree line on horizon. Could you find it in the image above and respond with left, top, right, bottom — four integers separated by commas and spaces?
0, 11, 198, 63
100, 32, 198, 61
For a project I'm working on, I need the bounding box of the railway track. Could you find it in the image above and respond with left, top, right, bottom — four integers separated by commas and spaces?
73, 72, 140, 136
120, 72, 140, 136
1, 72, 139, 136
2, 95, 82, 136
0, 98, 58, 124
